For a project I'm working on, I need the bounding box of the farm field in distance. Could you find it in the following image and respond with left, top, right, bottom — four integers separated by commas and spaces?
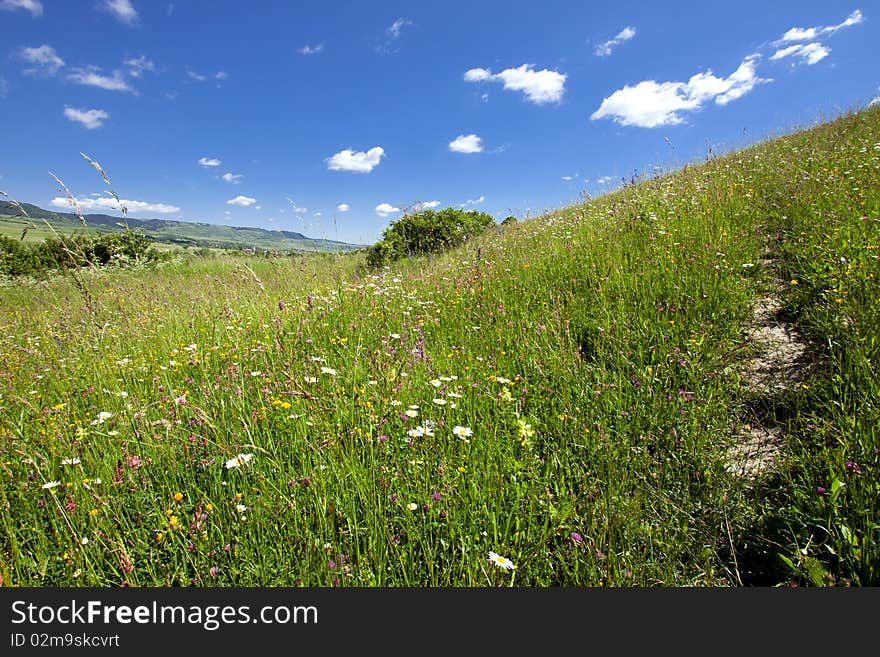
1, 107, 878, 587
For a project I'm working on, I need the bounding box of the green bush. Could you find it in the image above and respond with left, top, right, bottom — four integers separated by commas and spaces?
365, 207, 496, 269
0, 230, 157, 278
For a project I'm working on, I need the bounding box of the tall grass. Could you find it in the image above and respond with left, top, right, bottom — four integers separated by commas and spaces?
1, 106, 877, 586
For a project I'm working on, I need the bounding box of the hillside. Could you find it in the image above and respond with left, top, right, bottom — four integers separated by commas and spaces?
0, 201, 362, 253
0, 106, 877, 587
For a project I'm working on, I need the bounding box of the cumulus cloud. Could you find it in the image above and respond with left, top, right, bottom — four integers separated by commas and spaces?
221, 172, 243, 184
67, 66, 134, 93
590, 55, 768, 128
1, 0, 42, 16
594, 26, 636, 57
770, 42, 831, 65
463, 64, 566, 105
298, 43, 324, 55
465, 195, 484, 205
775, 9, 863, 43
198, 157, 221, 167
326, 146, 385, 173
411, 201, 440, 211
448, 134, 483, 154
99, 0, 138, 25
19, 44, 64, 76
226, 195, 257, 207
50, 196, 179, 214
375, 202, 400, 218
336, 203, 350, 212
63, 106, 109, 129
123, 55, 155, 78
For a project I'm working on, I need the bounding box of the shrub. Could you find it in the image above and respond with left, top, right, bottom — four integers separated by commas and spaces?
365, 207, 495, 269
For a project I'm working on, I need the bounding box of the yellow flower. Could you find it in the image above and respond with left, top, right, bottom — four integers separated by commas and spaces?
790, 279, 799, 286
173, 491, 183, 502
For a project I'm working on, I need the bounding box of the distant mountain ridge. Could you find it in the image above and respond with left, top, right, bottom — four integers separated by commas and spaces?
0, 201, 362, 252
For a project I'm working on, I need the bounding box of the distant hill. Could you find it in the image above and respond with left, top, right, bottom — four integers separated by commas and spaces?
0, 201, 363, 253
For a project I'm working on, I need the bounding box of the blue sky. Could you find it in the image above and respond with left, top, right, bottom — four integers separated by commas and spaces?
0, 0, 876, 245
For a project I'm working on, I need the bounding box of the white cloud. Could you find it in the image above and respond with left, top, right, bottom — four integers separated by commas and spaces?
869, 96, 880, 107
387, 18, 411, 39
19, 44, 64, 76
412, 201, 440, 211
215, 71, 228, 81
63, 106, 109, 129
770, 42, 831, 66
67, 66, 134, 93
298, 43, 324, 55
198, 157, 221, 167
562, 176, 574, 181
227, 195, 256, 207
99, 0, 138, 25
776, 9, 864, 43
591, 55, 768, 128
186, 68, 207, 82
50, 196, 179, 214
123, 55, 155, 78
594, 26, 636, 57
375, 203, 400, 218
1, 0, 42, 16
449, 134, 483, 154
464, 64, 566, 105
336, 203, 350, 212
465, 195, 485, 205
326, 146, 385, 173
221, 172, 243, 184
597, 176, 614, 185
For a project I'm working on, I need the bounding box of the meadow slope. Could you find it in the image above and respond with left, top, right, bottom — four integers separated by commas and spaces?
1, 106, 878, 586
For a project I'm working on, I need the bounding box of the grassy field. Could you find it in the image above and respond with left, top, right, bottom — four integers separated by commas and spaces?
1, 106, 877, 586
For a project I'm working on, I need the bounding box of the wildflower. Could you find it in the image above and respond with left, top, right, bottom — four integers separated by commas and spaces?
173, 492, 183, 502
390, 333, 401, 339
90, 411, 112, 425
488, 551, 516, 570
407, 426, 425, 438
235, 504, 247, 513
406, 502, 418, 511
320, 367, 337, 376
209, 566, 220, 577
225, 453, 254, 469
430, 379, 442, 388
790, 279, 799, 286
304, 376, 318, 384
250, 371, 262, 377
61, 457, 81, 465
432, 398, 447, 406
42, 481, 61, 490
570, 532, 583, 544
496, 377, 512, 384
453, 426, 473, 441
404, 409, 418, 418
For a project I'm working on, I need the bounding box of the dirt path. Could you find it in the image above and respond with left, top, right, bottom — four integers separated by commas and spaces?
725, 258, 810, 478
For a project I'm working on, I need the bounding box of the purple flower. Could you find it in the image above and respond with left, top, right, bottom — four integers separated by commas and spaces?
209, 566, 219, 577
817, 486, 827, 496
570, 532, 583, 544
845, 460, 861, 474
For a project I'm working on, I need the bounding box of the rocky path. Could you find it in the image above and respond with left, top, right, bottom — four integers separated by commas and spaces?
725, 258, 810, 479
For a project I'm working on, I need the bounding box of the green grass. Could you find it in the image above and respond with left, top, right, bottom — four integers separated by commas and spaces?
1, 106, 878, 587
